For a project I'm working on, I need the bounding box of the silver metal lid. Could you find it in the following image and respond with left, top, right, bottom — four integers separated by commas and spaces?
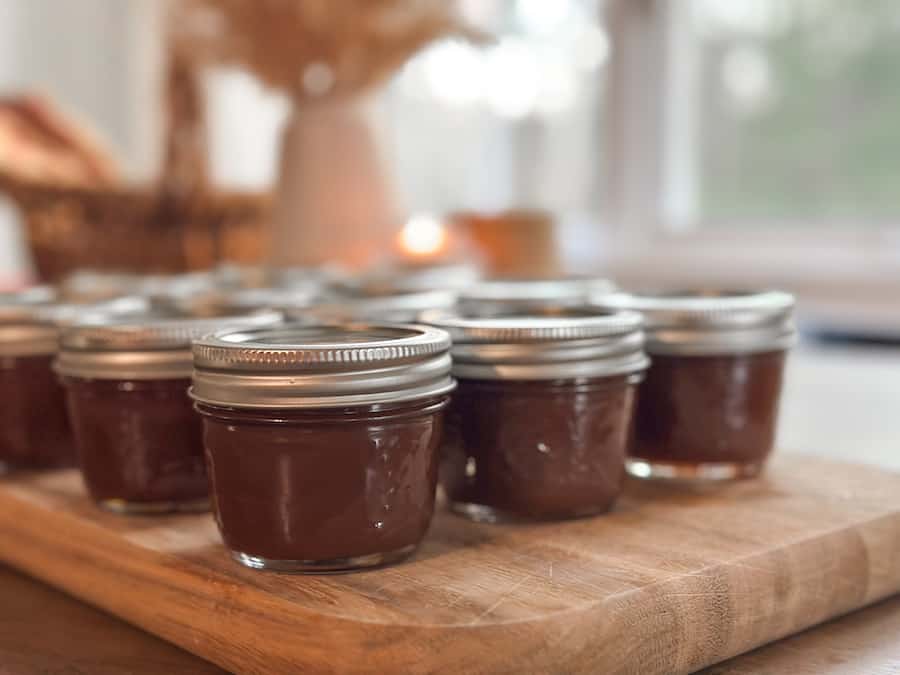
214, 263, 348, 291
59, 272, 145, 302
137, 272, 222, 301
299, 289, 458, 324
191, 323, 455, 409
50, 296, 153, 326
458, 277, 617, 314
0, 286, 56, 320
594, 290, 796, 355
266, 265, 348, 290
421, 308, 648, 381
348, 261, 481, 295
56, 310, 282, 380
0, 291, 150, 357
60, 270, 223, 303
177, 286, 324, 317
0, 287, 60, 356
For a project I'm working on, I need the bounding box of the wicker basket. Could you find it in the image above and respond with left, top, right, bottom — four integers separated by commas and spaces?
9, 180, 269, 282
2, 42, 271, 283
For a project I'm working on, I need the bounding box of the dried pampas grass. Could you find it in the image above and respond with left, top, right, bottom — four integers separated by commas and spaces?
174, 0, 485, 101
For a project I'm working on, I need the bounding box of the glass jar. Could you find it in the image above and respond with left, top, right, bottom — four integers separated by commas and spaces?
0, 287, 73, 471
56, 310, 281, 513
457, 277, 617, 316
190, 324, 455, 573
596, 290, 796, 481
423, 308, 648, 522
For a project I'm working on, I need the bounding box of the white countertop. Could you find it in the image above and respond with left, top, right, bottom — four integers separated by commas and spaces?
781, 340, 900, 471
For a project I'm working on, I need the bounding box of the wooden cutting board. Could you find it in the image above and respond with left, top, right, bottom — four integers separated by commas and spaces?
0, 455, 898, 675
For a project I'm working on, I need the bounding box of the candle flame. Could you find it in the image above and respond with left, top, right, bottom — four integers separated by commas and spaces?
399, 214, 449, 257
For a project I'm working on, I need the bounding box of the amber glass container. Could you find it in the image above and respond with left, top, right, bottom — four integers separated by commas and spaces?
596, 290, 795, 481
191, 324, 455, 573
56, 310, 280, 513
423, 308, 648, 522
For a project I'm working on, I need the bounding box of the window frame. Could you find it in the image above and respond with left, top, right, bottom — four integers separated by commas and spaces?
602, 0, 900, 291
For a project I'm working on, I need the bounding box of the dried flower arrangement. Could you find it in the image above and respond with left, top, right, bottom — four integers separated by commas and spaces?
172, 0, 484, 267
175, 0, 483, 100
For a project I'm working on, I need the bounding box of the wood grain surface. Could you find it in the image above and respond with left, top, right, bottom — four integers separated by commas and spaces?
0, 456, 898, 675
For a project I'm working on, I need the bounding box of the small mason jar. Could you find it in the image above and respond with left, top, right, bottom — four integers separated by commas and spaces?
596, 290, 796, 481
190, 324, 456, 573
423, 308, 648, 522
56, 310, 280, 513
0, 287, 74, 471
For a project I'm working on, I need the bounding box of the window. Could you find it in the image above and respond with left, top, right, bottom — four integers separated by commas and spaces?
689, 0, 900, 226
385, 0, 607, 216
604, 0, 900, 292
3, 0, 900, 288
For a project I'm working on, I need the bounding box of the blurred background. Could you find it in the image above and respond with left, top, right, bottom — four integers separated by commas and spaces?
4, 0, 900, 286
1, 0, 900, 465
